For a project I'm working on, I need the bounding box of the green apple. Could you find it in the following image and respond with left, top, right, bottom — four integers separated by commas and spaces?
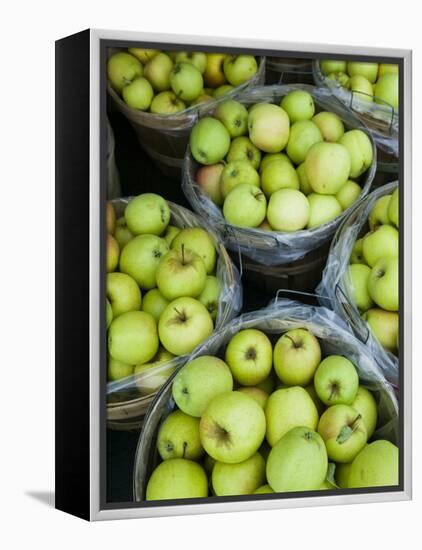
335, 462, 352, 488
107, 234, 119, 273
348, 440, 398, 488
225, 329, 273, 386
159, 297, 213, 356
368, 195, 392, 229
107, 202, 116, 234
350, 75, 374, 102
213, 100, 249, 138
267, 188, 310, 231
213, 84, 234, 98
318, 404, 367, 463
128, 48, 159, 64
227, 136, 261, 169
175, 51, 207, 73
363, 308, 399, 353
108, 310, 158, 365
254, 484, 274, 494
378, 64, 399, 78
347, 62, 379, 83
203, 53, 227, 88
286, 120, 323, 165
314, 355, 359, 406
171, 227, 217, 274
374, 73, 398, 109
190, 117, 231, 165
305, 384, 325, 416
212, 452, 265, 496
265, 387, 319, 447
351, 386, 378, 439
134, 348, 175, 395
220, 161, 260, 198
256, 373, 276, 394
163, 225, 181, 246
150, 91, 186, 114
142, 288, 169, 322
114, 219, 133, 249
107, 357, 133, 381
144, 52, 173, 91
261, 157, 299, 197
362, 225, 399, 267
267, 426, 328, 492
172, 355, 233, 417
350, 238, 366, 264
336, 180, 362, 210
281, 90, 315, 122
223, 184, 267, 228
195, 163, 225, 206
388, 188, 399, 227
146, 458, 208, 500
198, 275, 221, 321
259, 219, 273, 231
339, 129, 373, 178
307, 193, 342, 229
273, 328, 321, 386
223, 55, 258, 86
107, 272, 142, 318
296, 162, 313, 195
347, 264, 374, 312
327, 71, 350, 88
122, 77, 154, 110
238, 387, 269, 409
190, 93, 213, 106
200, 391, 266, 463
312, 111, 345, 142
125, 193, 170, 236
320, 60, 347, 75
157, 410, 203, 461
248, 103, 290, 153
119, 234, 169, 289
304, 142, 351, 194
107, 52, 143, 93
368, 257, 398, 311
156, 248, 207, 301
106, 299, 113, 329
259, 153, 289, 174
170, 61, 203, 102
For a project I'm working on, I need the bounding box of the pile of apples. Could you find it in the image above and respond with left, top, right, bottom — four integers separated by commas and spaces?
347, 188, 399, 355
145, 326, 398, 500
320, 60, 399, 110
106, 193, 222, 395
191, 90, 373, 232
107, 49, 259, 114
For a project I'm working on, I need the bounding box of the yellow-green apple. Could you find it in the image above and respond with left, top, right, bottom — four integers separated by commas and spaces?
296, 162, 313, 195
107, 357, 133, 381
134, 348, 175, 395
388, 188, 399, 227
374, 73, 398, 109
114, 218, 133, 249
146, 458, 208, 500
156, 248, 207, 300
213, 99, 248, 138
108, 310, 158, 365
198, 275, 221, 321
225, 329, 273, 386
362, 225, 399, 267
312, 111, 345, 142
307, 194, 342, 228
304, 142, 351, 194
142, 288, 169, 322
175, 51, 207, 73
248, 103, 290, 153
347, 62, 379, 83
286, 120, 323, 164
256, 373, 276, 394
157, 410, 203, 461
351, 386, 378, 439
150, 91, 186, 114
378, 64, 399, 78
238, 387, 269, 408
350, 75, 374, 102
220, 160, 260, 198
328, 71, 350, 88
203, 53, 227, 87
320, 60, 347, 75
223, 184, 267, 227
162, 225, 181, 246
266, 426, 328, 492
368, 195, 392, 230
336, 180, 362, 210
350, 238, 365, 264
125, 193, 170, 236
273, 328, 321, 386
314, 355, 359, 406
158, 297, 213, 355
107, 234, 119, 272
122, 77, 154, 110
254, 484, 274, 494
348, 440, 398, 488
107, 52, 143, 93
362, 308, 399, 353
106, 299, 113, 329
144, 52, 173, 91
107, 201, 116, 234
213, 84, 234, 98
368, 257, 398, 311
170, 61, 203, 102
119, 234, 169, 289
281, 90, 315, 122
172, 356, 233, 417
190, 93, 213, 106
335, 462, 352, 488
200, 391, 266, 463
107, 272, 142, 317
171, 227, 217, 274
267, 188, 310, 231
128, 48, 158, 64
339, 129, 373, 178
227, 136, 261, 169
261, 157, 299, 197
195, 163, 225, 206
259, 152, 289, 174
223, 55, 258, 86
347, 264, 374, 312
305, 384, 325, 416
318, 404, 367, 462
265, 386, 319, 446
212, 452, 265, 496
259, 218, 273, 231
190, 117, 231, 165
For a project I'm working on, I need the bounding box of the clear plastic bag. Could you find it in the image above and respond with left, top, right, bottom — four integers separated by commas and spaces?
316, 181, 399, 387
133, 298, 398, 501
313, 60, 398, 157
106, 118, 121, 199
182, 84, 376, 266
